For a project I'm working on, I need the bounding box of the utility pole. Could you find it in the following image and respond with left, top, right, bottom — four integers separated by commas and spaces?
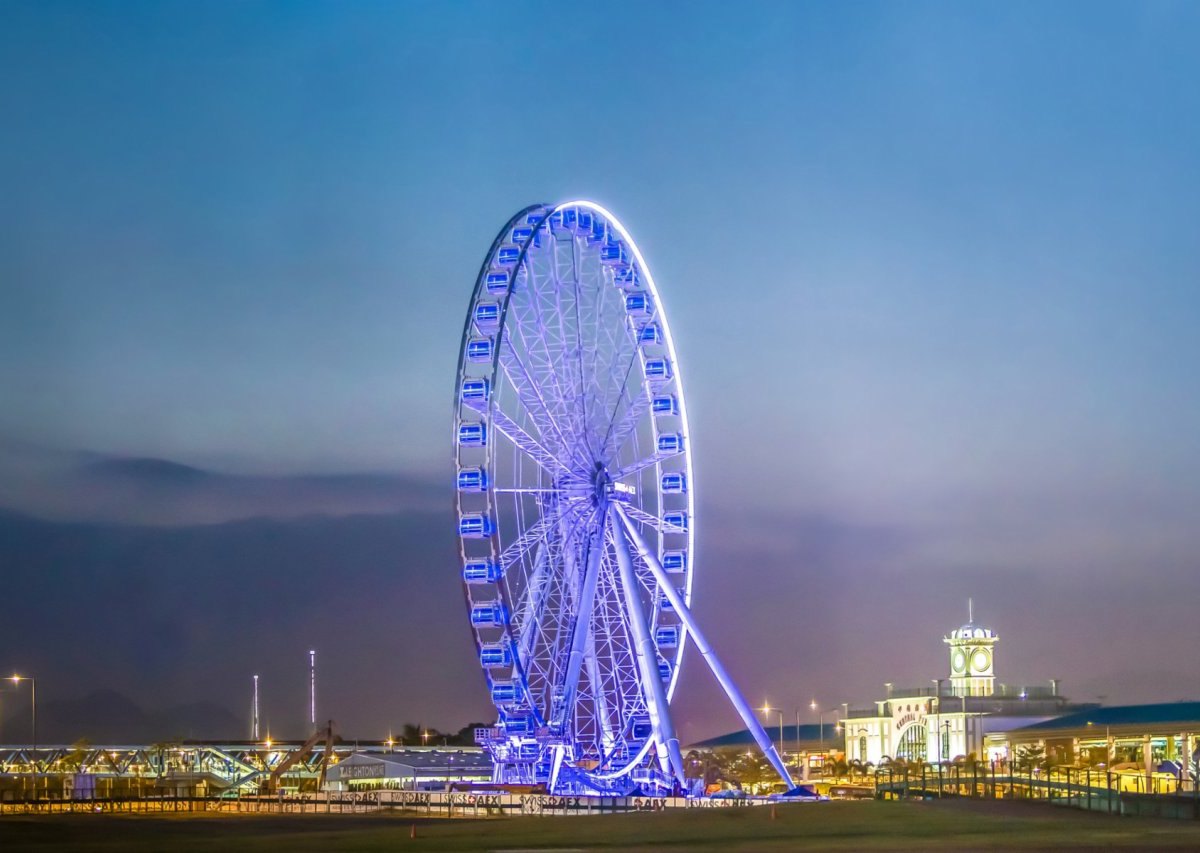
309, 650, 317, 729
252, 675, 260, 741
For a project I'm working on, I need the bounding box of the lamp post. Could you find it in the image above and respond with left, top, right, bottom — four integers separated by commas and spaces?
811, 701, 823, 752
10, 675, 36, 754
1087, 721, 1112, 768
932, 679, 943, 763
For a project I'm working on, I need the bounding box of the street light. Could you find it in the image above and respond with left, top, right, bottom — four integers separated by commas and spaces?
1087, 721, 1112, 766
759, 703, 785, 765
811, 700, 824, 753
10, 675, 36, 755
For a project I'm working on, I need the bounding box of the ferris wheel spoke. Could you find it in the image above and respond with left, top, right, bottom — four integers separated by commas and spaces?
498, 503, 569, 571
617, 502, 663, 533
512, 500, 592, 663
492, 488, 568, 494
516, 240, 586, 453
514, 544, 550, 667
612, 453, 661, 482
489, 407, 579, 481
556, 512, 605, 734
498, 306, 592, 470
600, 384, 652, 462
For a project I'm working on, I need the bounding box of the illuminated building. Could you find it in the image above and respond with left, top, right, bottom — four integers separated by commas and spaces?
843, 606, 1092, 765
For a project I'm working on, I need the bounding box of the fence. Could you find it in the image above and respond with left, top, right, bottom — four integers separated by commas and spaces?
874, 764, 1200, 820
0, 789, 765, 818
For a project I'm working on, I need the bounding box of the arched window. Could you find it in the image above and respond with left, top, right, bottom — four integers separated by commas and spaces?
896, 725, 927, 762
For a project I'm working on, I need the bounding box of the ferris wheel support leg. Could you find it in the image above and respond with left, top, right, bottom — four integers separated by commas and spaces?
612, 503, 796, 789
559, 518, 605, 730
585, 623, 615, 750
608, 506, 687, 787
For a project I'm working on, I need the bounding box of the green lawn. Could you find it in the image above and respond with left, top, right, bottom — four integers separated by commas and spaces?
2, 800, 1200, 852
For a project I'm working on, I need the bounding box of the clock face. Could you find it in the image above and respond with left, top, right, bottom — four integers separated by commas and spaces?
952, 649, 966, 673
972, 648, 991, 672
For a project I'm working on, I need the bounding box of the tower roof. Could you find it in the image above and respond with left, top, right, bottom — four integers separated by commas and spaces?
948, 623, 995, 640
946, 598, 995, 641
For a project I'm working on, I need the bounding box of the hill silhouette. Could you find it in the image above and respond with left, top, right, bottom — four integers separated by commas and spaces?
0, 688, 243, 744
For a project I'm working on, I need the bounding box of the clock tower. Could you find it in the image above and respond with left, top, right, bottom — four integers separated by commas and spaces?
944, 599, 996, 697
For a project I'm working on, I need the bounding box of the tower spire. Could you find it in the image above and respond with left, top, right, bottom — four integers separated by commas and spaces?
968, 596, 973, 623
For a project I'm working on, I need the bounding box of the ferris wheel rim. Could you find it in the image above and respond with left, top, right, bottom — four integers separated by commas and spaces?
454, 200, 695, 788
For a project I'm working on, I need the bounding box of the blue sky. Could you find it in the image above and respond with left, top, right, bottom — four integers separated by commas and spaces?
1, 1, 1198, 737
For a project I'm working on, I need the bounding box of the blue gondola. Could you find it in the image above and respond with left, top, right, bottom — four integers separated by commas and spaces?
496, 246, 520, 266
474, 302, 500, 331
651, 394, 678, 415
502, 714, 534, 734
614, 267, 639, 289
637, 322, 662, 346
662, 550, 687, 572
457, 467, 488, 492
525, 211, 544, 226
575, 209, 593, 233
511, 226, 533, 244
658, 659, 672, 681
655, 626, 680, 648
587, 217, 606, 244
631, 717, 653, 741
624, 292, 653, 316
657, 433, 683, 454
463, 559, 503, 583
485, 272, 510, 294
467, 337, 493, 362
658, 593, 676, 613
661, 472, 687, 494
471, 601, 507, 626
491, 681, 519, 704
461, 378, 490, 406
459, 513, 495, 538
644, 358, 672, 381
663, 511, 689, 533
480, 644, 512, 668
553, 208, 576, 234
518, 743, 540, 761
458, 422, 487, 447
600, 241, 628, 266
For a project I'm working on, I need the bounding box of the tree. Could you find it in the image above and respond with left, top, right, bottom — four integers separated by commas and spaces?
1015, 744, 1046, 773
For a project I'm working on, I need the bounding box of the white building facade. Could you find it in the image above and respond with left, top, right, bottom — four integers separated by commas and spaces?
843, 609, 1083, 765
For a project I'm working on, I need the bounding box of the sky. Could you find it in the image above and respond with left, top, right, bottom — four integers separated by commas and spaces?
1, 1, 1199, 742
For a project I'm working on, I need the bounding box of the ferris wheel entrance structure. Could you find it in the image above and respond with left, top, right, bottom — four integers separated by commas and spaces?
454, 201, 791, 795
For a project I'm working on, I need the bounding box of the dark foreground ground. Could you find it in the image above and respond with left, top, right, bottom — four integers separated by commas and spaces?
2, 799, 1200, 852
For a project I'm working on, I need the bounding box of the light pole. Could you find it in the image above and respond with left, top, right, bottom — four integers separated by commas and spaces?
759, 703, 785, 767
811, 701, 823, 752
10, 675, 36, 754
932, 679, 943, 764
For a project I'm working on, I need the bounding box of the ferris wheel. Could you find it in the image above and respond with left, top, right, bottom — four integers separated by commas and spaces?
454, 201, 791, 794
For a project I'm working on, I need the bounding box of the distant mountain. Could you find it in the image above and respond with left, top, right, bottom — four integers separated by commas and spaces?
80, 457, 212, 484
0, 506, 486, 740
0, 688, 243, 744
0, 447, 447, 525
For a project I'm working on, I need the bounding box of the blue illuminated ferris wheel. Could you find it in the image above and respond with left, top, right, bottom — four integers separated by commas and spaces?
454, 201, 791, 795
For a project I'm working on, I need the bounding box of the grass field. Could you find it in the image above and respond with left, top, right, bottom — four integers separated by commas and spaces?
3, 799, 1200, 852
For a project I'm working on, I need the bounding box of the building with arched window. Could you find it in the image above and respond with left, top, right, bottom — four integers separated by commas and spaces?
842, 606, 1093, 765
